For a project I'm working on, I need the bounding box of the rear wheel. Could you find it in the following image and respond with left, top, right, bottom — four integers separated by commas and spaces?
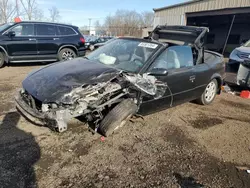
58, 48, 76, 61
98, 99, 137, 137
0, 51, 5, 68
196, 79, 218, 105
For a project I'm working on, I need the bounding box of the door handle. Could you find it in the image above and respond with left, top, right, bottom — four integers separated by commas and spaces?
53, 38, 60, 40
189, 75, 196, 82
29, 38, 36, 41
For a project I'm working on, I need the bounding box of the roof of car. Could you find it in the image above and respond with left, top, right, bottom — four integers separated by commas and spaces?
118, 36, 167, 46
12, 21, 78, 28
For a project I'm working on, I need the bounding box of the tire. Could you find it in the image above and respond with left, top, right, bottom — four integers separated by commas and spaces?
89, 45, 95, 51
196, 79, 218, 105
0, 51, 5, 68
98, 99, 137, 137
58, 48, 76, 61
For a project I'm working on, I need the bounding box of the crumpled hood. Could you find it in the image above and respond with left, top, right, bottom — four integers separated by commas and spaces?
22, 58, 119, 103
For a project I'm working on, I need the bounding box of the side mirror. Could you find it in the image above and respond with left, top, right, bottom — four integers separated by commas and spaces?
7, 31, 15, 38
148, 68, 168, 76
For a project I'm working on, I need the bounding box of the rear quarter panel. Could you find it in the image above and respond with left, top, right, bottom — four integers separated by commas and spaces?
193, 51, 225, 98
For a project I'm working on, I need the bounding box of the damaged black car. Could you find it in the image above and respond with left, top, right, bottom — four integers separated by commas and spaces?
15, 25, 225, 136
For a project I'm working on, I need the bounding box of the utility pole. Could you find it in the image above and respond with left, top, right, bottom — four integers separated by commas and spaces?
16, 0, 20, 17
88, 18, 92, 35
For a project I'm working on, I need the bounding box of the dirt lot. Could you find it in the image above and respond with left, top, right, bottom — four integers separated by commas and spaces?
0, 63, 250, 188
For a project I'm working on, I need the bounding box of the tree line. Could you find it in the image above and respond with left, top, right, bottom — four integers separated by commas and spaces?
0, 1, 154, 37
0, 0, 60, 23
83, 10, 154, 37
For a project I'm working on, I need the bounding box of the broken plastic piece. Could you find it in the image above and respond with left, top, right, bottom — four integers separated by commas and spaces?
221, 85, 231, 93
124, 73, 167, 98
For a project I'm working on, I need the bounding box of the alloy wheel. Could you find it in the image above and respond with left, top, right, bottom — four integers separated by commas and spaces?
62, 50, 75, 60
204, 81, 216, 103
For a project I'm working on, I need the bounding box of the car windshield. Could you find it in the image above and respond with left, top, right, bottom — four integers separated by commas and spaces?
86, 38, 160, 73
0, 23, 13, 32
244, 40, 250, 47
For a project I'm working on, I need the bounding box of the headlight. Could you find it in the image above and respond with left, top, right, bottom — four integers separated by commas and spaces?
86, 43, 90, 45
230, 49, 239, 59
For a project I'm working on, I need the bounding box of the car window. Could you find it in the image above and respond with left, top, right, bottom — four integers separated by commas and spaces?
11, 24, 34, 36
0, 23, 14, 32
36, 24, 56, 36
87, 39, 160, 73
58, 26, 76, 35
149, 46, 193, 70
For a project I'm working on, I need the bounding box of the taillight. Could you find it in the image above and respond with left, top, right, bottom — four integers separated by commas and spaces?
80, 37, 85, 43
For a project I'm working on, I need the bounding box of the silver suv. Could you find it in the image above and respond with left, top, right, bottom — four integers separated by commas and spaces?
229, 40, 250, 88
229, 40, 250, 65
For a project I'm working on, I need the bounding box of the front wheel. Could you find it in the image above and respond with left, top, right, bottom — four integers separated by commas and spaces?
196, 79, 218, 105
58, 48, 76, 61
0, 51, 5, 68
98, 99, 137, 137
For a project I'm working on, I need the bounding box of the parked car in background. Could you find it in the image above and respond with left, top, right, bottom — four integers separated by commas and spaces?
85, 36, 113, 51
16, 25, 225, 136
228, 40, 250, 88
93, 37, 116, 49
229, 39, 250, 65
0, 21, 86, 68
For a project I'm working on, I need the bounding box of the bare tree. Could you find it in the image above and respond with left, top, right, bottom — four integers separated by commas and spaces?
33, 7, 44, 21
0, 0, 17, 23
94, 20, 106, 36
49, 6, 60, 22
104, 10, 143, 37
141, 11, 154, 27
15, 0, 20, 17
19, 0, 43, 20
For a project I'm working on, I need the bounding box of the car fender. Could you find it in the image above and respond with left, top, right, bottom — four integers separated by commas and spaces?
0, 45, 9, 61
58, 45, 78, 55
210, 73, 223, 93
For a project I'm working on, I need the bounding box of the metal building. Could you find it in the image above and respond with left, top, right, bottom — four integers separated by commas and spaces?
153, 0, 250, 54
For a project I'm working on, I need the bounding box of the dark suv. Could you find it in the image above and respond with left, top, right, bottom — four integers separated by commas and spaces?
0, 21, 86, 68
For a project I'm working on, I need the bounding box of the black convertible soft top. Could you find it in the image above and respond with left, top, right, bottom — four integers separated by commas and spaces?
149, 25, 209, 49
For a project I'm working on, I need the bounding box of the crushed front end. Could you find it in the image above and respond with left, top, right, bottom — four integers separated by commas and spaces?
16, 72, 167, 133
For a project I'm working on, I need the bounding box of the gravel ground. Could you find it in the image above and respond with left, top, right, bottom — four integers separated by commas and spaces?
0, 62, 250, 188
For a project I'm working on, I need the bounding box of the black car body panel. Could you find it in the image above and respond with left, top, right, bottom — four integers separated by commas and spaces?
23, 58, 119, 103
149, 25, 208, 48
0, 21, 86, 64
16, 25, 225, 133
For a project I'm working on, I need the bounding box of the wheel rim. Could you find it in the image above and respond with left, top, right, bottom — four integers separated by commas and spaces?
204, 81, 216, 102
90, 45, 94, 51
62, 50, 75, 60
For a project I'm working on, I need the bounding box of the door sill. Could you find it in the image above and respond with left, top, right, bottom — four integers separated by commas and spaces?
9, 59, 57, 63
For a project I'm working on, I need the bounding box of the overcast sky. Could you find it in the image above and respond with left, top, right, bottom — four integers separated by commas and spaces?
37, 0, 187, 27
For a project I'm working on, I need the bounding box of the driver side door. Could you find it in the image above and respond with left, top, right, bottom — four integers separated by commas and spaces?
5, 23, 37, 61
138, 46, 196, 115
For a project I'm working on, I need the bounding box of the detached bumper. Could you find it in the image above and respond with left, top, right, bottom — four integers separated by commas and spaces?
15, 91, 46, 126
15, 91, 73, 132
